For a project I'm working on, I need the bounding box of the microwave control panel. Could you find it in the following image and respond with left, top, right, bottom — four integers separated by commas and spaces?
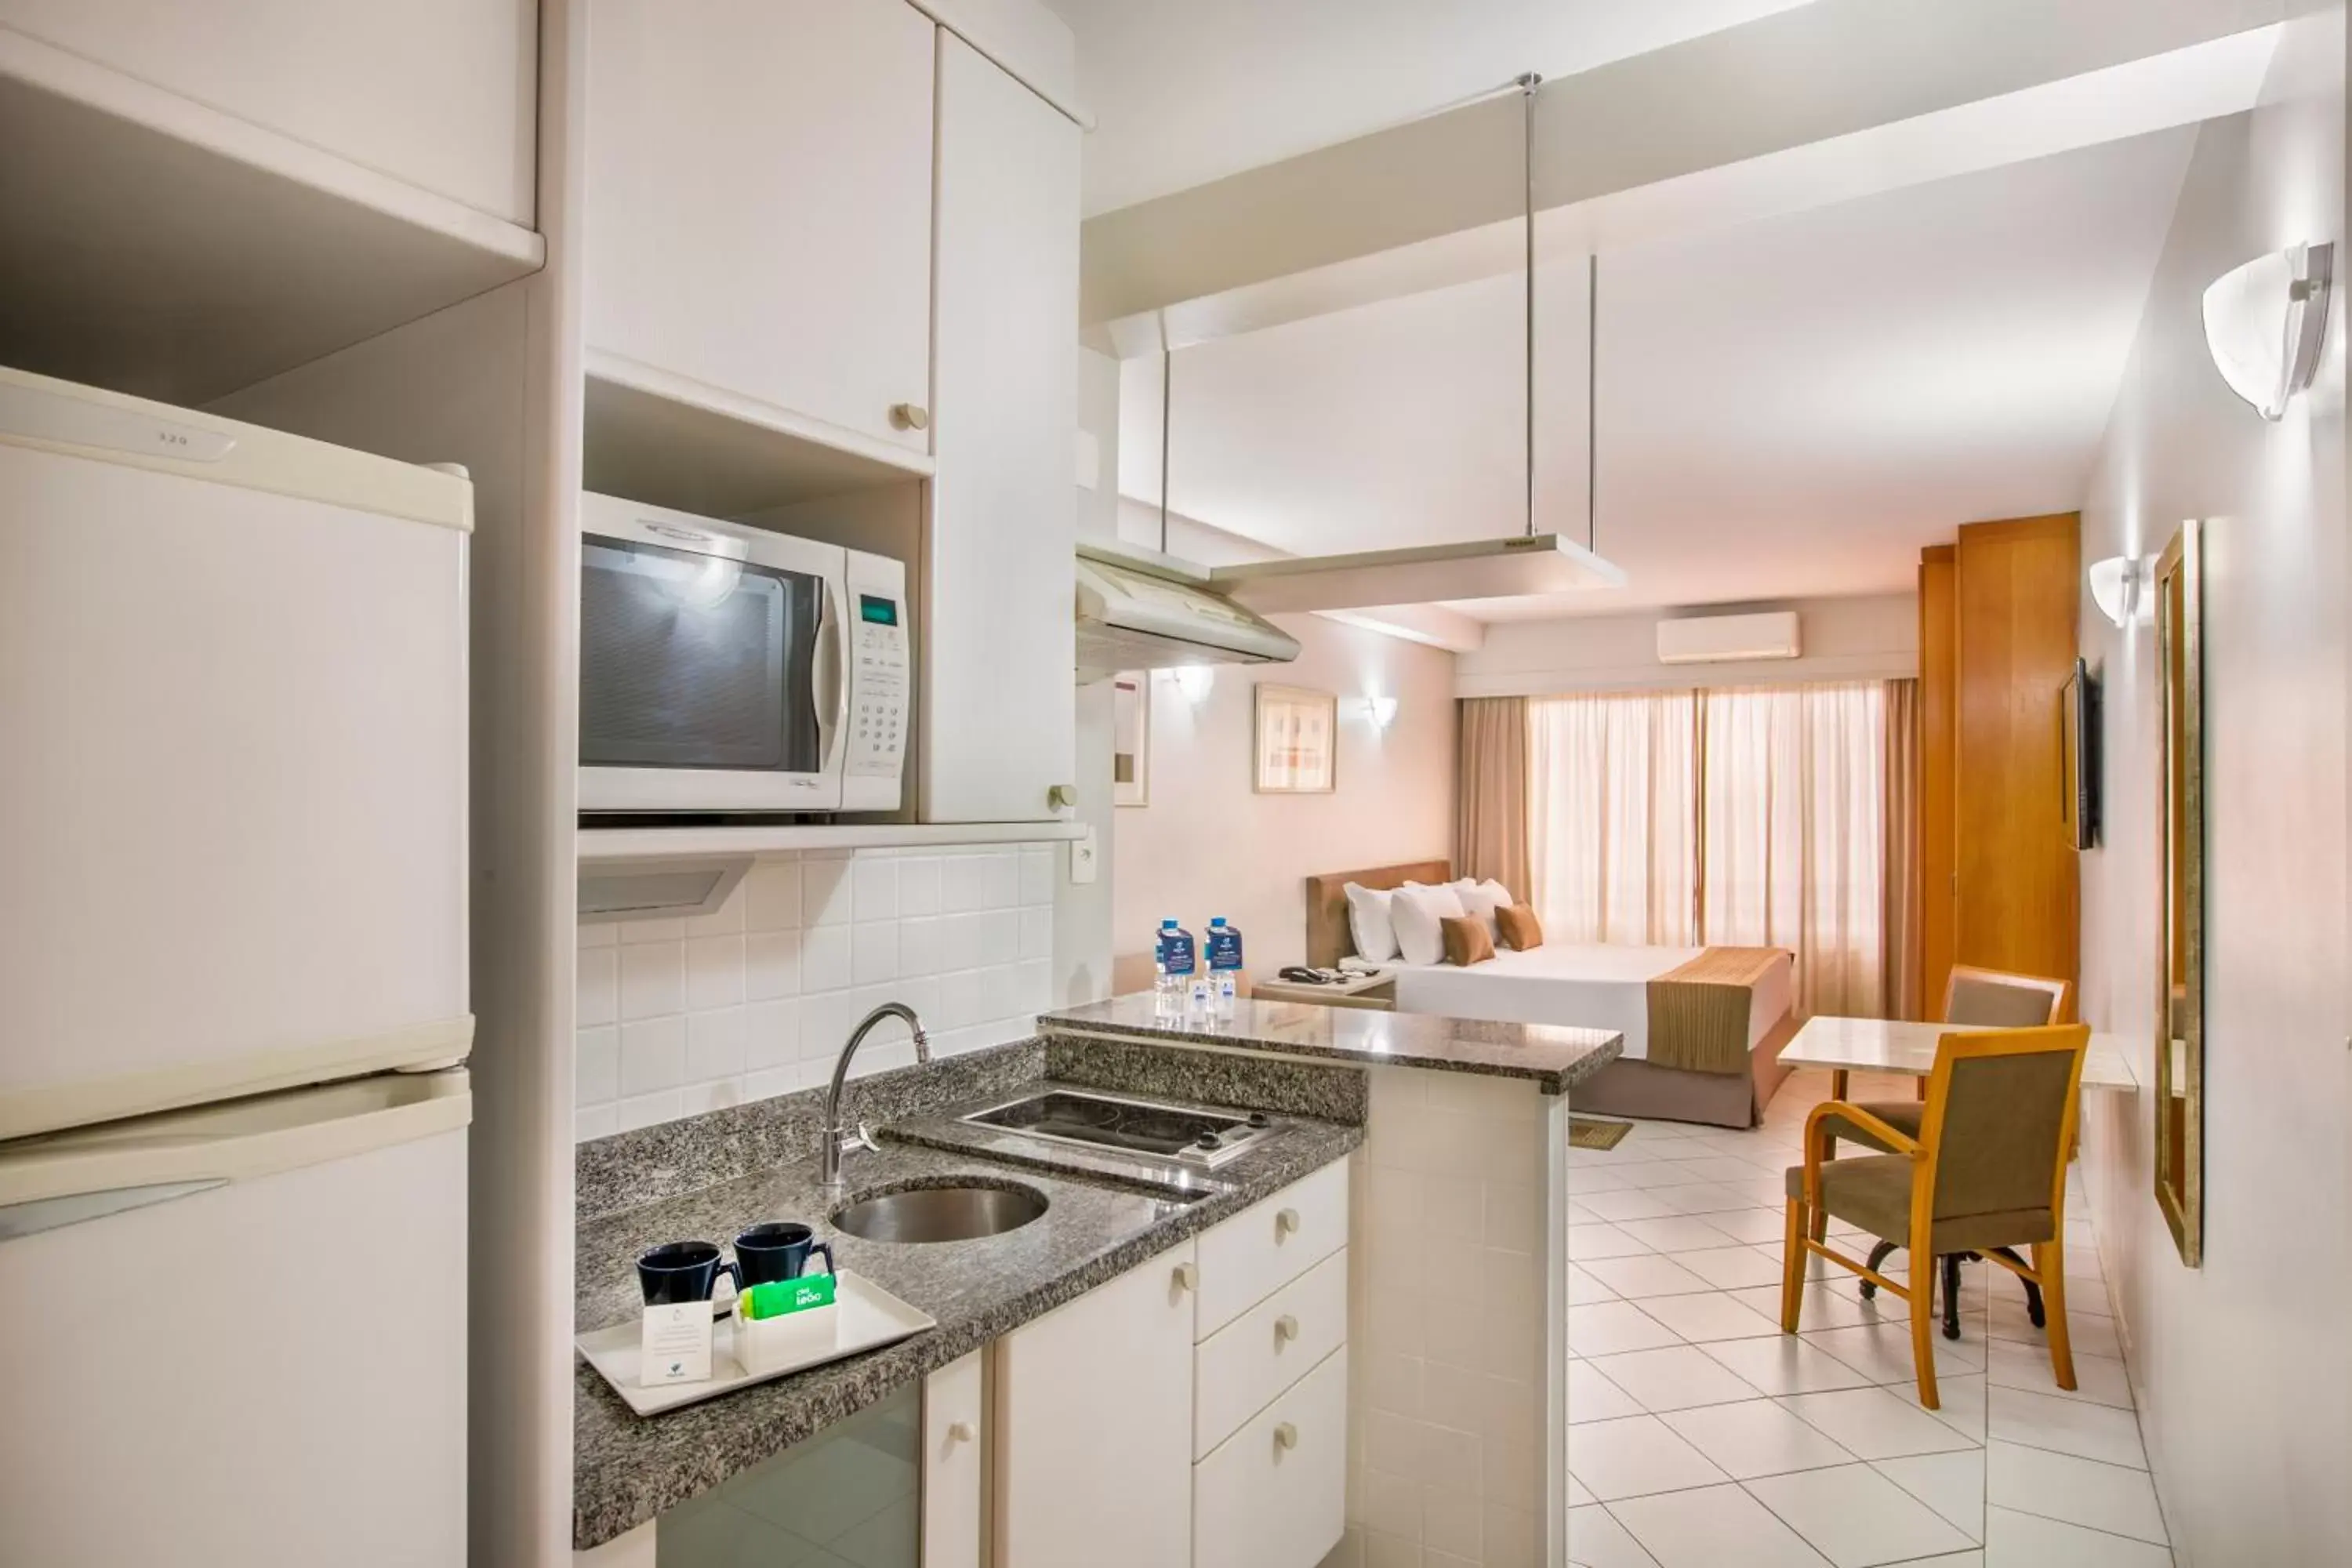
841, 552, 909, 811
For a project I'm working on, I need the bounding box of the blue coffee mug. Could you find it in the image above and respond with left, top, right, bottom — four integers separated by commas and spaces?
637, 1240, 739, 1306
734, 1221, 837, 1288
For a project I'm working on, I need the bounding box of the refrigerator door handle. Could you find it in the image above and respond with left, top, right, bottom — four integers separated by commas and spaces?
0, 1069, 470, 1240
0, 1180, 227, 1243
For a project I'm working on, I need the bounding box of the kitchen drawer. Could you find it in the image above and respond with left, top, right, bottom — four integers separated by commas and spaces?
1194, 1247, 1347, 1460
1196, 1160, 1349, 1339
1191, 1346, 1348, 1568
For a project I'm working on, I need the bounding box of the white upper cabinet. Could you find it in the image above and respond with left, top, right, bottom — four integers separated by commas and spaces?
0, 0, 537, 223
924, 30, 1079, 822
584, 0, 937, 456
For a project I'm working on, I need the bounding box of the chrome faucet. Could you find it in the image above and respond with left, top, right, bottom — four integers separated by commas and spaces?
819, 1002, 931, 1193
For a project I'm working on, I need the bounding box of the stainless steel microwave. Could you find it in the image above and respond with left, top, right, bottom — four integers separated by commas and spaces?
578, 492, 908, 813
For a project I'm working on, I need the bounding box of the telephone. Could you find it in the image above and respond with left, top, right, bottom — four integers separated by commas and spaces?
1276, 966, 1348, 985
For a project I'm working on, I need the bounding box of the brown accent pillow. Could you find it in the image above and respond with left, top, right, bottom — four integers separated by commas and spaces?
1439, 914, 1495, 967
1496, 904, 1544, 951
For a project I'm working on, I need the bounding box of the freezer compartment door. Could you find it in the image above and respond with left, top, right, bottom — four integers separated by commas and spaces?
0, 1079, 469, 1567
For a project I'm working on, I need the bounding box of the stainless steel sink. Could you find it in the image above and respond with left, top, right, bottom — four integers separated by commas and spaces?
831, 1182, 1047, 1243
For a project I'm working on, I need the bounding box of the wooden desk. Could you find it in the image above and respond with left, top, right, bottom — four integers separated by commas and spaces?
1780, 1015, 2139, 1100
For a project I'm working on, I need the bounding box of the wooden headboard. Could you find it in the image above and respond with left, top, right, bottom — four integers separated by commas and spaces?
1305, 860, 1453, 967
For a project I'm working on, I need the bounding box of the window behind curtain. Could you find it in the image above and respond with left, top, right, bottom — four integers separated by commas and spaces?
1527, 691, 1699, 945
1700, 683, 1887, 1016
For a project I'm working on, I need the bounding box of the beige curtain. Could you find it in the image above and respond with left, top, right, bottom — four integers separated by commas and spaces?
1881, 679, 1923, 1020
1455, 697, 1530, 896
1529, 691, 1700, 945
1700, 683, 1886, 1017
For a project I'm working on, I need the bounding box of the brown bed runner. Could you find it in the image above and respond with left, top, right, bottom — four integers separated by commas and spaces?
1647, 947, 1786, 1076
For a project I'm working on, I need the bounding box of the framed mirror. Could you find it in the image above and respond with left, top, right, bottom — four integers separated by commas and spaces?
2154, 520, 2204, 1266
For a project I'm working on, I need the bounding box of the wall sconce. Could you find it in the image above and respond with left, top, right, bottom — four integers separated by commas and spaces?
1363, 694, 1399, 731
1169, 665, 1214, 705
2088, 554, 2154, 630
2202, 241, 2332, 419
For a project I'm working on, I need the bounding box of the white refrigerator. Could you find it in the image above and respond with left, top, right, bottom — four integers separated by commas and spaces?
0, 366, 474, 1566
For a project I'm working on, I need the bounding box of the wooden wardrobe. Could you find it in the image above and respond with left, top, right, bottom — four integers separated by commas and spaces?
1917, 514, 2081, 1018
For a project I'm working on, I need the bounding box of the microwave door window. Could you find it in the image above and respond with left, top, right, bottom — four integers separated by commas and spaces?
580, 539, 822, 774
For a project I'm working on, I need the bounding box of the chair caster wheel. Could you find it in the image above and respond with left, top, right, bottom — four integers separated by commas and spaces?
1859, 1281, 1876, 1300
1944, 1323, 1962, 1341
2028, 1304, 2046, 1328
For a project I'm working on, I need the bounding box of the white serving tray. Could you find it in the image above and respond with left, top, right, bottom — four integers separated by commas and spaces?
575, 1270, 936, 1417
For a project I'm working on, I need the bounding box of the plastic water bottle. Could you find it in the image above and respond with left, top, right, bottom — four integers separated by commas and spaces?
1206, 917, 1243, 1017
1155, 918, 1196, 1014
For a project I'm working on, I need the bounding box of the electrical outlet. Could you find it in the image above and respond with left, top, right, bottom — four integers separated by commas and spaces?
1068, 827, 1099, 885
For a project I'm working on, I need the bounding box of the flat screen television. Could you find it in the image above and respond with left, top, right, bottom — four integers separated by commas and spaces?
2060, 657, 2101, 851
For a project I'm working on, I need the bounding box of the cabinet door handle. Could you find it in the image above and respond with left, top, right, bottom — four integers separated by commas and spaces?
891, 401, 930, 432
1275, 1207, 1301, 1239
1274, 1314, 1299, 1345
946, 1421, 974, 1444
1173, 1261, 1199, 1292
1273, 1422, 1299, 1452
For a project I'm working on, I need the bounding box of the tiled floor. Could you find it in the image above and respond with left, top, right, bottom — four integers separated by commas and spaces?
1566, 1069, 2170, 1568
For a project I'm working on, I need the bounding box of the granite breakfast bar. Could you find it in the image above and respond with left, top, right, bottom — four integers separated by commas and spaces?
1039, 997, 1623, 1568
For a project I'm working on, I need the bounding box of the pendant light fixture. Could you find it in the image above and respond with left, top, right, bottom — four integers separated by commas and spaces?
1210, 70, 1624, 614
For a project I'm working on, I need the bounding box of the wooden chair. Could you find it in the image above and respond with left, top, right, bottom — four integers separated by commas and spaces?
1780, 1024, 2090, 1410
1814, 966, 2071, 1334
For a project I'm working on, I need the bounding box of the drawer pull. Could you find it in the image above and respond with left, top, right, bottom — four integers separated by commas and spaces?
1275, 1207, 1301, 1239
890, 401, 930, 432
1274, 1314, 1300, 1345
946, 1421, 974, 1443
1173, 1261, 1200, 1292
1273, 1421, 1299, 1451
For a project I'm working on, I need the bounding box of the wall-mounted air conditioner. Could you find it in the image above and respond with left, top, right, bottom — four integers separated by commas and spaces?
1656, 610, 1801, 665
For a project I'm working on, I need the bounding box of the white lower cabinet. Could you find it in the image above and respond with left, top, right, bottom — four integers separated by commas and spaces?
920, 1351, 984, 1568
992, 1242, 1198, 1568
1192, 1347, 1350, 1568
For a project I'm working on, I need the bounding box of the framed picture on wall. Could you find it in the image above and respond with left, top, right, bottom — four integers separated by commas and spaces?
1254, 683, 1338, 793
1112, 672, 1150, 808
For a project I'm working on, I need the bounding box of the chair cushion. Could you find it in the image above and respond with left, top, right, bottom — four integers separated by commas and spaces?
1819, 1100, 1923, 1154
1786, 1156, 2060, 1255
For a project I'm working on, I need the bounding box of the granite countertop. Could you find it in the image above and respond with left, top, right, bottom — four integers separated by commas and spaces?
572, 1091, 1360, 1550
1039, 994, 1624, 1094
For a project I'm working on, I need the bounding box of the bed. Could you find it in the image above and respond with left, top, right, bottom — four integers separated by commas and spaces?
1304, 862, 1799, 1127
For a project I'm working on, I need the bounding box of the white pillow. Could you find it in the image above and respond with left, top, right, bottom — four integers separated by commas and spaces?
1343, 883, 1399, 964
1454, 879, 1506, 936
1479, 878, 1515, 909
1392, 883, 1468, 966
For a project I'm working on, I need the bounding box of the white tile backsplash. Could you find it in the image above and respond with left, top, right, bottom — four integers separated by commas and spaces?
575, 844, 1062, 1140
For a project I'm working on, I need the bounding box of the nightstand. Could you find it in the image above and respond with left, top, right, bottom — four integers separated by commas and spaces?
1247, 971, 1398, 1011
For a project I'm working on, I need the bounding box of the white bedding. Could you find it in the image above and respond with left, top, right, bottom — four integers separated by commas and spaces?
1384, 942, 1793, 1064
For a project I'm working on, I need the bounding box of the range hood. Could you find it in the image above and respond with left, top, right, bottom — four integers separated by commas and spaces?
1075, 539, 1300, 680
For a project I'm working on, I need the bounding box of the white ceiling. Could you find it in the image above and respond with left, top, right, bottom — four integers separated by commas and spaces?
1047, 0, 1817, 216
1116, 126, 2198, 618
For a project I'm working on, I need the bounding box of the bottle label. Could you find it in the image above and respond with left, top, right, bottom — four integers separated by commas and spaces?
1158, 931, 1196, 976
1207, 927, 1243, 971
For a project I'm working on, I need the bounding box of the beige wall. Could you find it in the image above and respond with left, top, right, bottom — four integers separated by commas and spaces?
1112, 612, 1457, 976
2075, 11, 2350, 1564
1454, 593, 1918, 697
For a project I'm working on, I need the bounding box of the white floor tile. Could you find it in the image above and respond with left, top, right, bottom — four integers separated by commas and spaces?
1567, 1472, 1596, 1508
1585, 1345, 1769, 1413
1634, 1291, 1785, 1345
1873, 1450, 1986, 1541
1646, 1184, 1759, 1216
1799, 1323, 1985, 1388
1655, 1155, 1765, 1184
1580, 1252, 1720, 1300
1615, 1216, 1748, 1254
1742, 1283, 1901, 1334
1660, 1399, 1858, 1479
1747, 1462, 1975, 1567
1578, 1189, 1682, 1224
1565, 1198, 1605, 1226
1777, 1388, 1981, 1461
1983, 1338, 2136, 1410
1894, 1555, 1982, 1566
1676, 1245, 1789, 1290
1569, 1360, 1646, 1425
1570, 1302, 1685, 1357
1566, 1504, 1661, 1568
1987, 1300, 2123, 1361
1983, 1507, 2174, 1566
1566, 1414, 1730, 1501
1986, 1387, 2148, 1469
1566, 1263, 1621, 1305
1699, 1207, 1794, 1247
1986, 1442, 2169, 1545
1699, 1335, 1879, 1398
1608, 1161, 1709, 1191
1607, 1483, 1834, 1567
1570, 1224, 1660, 1261
1924, 1375, 1989, 1443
